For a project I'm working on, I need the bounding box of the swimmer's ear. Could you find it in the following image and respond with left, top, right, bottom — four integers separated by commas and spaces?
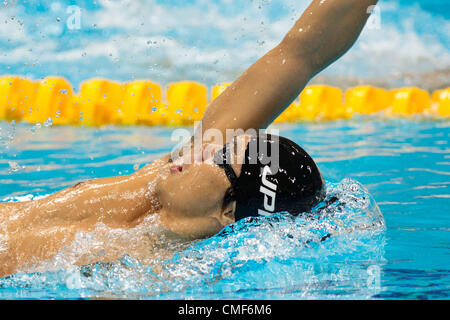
217, 201, 236, 226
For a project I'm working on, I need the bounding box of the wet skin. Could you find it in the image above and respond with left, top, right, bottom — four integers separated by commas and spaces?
0, 0, 378, 276
0, 137, 249, 275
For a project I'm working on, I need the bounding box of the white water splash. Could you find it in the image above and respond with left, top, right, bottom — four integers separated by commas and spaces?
0, 178, 386, 299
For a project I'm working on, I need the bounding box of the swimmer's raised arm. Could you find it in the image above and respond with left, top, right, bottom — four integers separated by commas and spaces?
200, 0, 378, 138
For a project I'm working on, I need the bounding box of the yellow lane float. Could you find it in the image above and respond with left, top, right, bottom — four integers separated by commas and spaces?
0, 77, 39, 122
211, 82, 232, 101
122, 80, 162, 126
387, 87, 431, 116
165, 81, 208, 126
77, 79, 125, 126
22, 77, 74, 125
297, 85, 343, 121
431, 88, 449, 117
0, 76, 448, 126
345, 86, 390, 116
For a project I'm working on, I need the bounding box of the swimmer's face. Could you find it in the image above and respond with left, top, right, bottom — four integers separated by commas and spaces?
155, 135, 251, 239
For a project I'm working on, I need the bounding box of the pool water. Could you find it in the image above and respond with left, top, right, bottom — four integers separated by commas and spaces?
0, 118, 449, 299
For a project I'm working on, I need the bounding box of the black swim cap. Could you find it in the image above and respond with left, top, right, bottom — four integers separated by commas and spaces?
214, 134, 326, 221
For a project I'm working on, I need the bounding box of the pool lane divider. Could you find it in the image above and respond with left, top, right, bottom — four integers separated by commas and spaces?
0, 76, 449, 126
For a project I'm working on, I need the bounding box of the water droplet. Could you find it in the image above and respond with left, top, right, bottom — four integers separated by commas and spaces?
8, 161, 19, 171
43, 117, 53, 127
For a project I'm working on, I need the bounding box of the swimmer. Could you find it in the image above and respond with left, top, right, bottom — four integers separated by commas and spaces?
0, 0, 378, 276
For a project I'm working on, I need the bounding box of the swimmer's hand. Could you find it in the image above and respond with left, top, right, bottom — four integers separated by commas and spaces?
200, 0, 379, 138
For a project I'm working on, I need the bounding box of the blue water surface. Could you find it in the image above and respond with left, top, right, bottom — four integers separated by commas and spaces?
0, 119, 448, 299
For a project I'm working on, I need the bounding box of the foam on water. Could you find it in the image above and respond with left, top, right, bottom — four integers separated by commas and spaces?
0, 178, 385, 299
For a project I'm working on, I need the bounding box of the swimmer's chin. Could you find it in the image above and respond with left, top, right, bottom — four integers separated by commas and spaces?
159, 212, 228, 240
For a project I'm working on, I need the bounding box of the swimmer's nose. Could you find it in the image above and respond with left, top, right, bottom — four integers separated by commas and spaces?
170, 165, 183, 173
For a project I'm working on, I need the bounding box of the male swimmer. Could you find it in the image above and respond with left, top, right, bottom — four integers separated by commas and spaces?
0, 0, 378, 276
